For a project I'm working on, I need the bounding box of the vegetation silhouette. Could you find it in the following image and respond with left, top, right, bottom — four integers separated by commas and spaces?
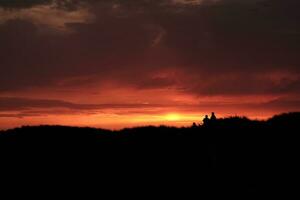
0, 112, 299, 197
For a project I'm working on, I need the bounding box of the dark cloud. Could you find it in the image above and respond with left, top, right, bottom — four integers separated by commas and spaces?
262, 98, 300, 110
0, 0, 52, 9
0, 97, 98, 111
179, 73, 300, 96
0, 97, 166, 112
0, 0, 300, 97
0, 0, 94, 10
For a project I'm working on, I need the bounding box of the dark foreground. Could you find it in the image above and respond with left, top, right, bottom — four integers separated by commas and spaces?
0, 113, 299, 197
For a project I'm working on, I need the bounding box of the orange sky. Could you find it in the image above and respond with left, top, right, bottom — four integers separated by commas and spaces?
0, 86, 294, 130
1, 0, 300, 130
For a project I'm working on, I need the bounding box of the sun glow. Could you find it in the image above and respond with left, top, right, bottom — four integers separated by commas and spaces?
164, 113, 181, 121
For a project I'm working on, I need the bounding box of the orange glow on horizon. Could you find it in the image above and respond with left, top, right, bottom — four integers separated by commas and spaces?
165, 113, 181, 121
0, 84, 296, 130
0, 109, 282, 131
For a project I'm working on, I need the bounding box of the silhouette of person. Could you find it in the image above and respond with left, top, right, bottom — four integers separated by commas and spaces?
203, 115, 210, 126
210, 112, 217, 121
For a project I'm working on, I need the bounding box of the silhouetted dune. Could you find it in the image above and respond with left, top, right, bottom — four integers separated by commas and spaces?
0, 112, 299, 197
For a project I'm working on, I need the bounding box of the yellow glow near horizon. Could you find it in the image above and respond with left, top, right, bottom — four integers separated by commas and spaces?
164, 113, 182, 121
0, 110, 278, 131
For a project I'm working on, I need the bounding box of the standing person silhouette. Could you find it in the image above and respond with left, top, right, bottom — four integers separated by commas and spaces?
203, 115, 210, 126
210, 112, 217, 121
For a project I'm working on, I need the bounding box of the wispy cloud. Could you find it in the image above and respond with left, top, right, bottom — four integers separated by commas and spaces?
0, 1, 94, 32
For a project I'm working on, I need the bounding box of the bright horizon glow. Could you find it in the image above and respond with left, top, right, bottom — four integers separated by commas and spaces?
0, 92, 292, 130
164, 113, 181, 121
0, 109, 281, 131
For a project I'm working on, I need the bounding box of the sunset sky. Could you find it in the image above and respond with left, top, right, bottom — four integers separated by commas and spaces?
1, 0, 300, 130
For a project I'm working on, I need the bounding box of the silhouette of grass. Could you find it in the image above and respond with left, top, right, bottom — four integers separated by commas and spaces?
0, 112, 298, 196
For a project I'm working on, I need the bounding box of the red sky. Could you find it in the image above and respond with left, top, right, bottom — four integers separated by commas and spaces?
1, 0, 300, 130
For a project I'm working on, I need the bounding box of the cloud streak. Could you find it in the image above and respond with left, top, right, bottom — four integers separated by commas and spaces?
0, 97, 171, 112
0, 1, 94, 33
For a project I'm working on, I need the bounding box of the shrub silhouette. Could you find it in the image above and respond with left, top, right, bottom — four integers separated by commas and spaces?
0, 112, 299, 197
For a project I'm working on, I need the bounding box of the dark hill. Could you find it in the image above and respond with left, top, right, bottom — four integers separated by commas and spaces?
0, 112, 299, 197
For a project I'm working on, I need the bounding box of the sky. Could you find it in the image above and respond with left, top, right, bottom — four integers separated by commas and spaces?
1, 0, 300, 130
